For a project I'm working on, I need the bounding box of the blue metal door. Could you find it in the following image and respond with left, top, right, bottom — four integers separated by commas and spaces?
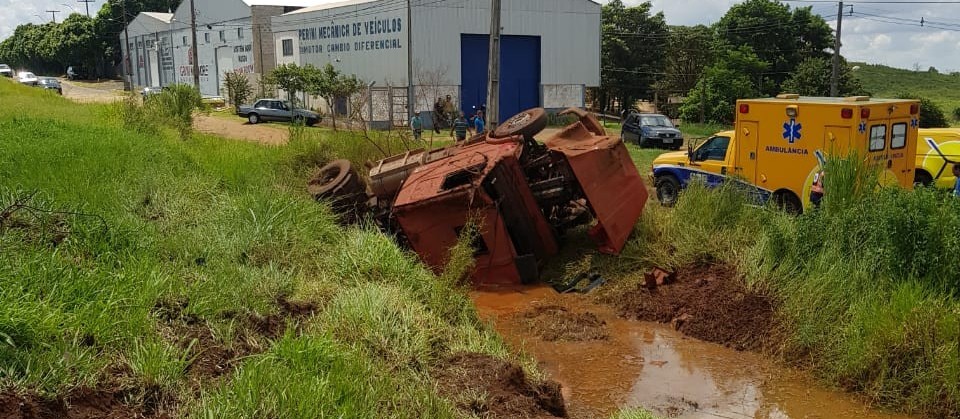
460, 34, 541, 123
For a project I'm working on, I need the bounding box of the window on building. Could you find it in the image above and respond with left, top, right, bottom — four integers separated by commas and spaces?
282, 39, 293, 57
219, 30, 225, 42
182, 36, 188, 46
237, 28, 243, 39
204, 32, 210, 43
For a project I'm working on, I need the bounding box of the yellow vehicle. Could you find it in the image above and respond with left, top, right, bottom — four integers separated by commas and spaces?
652, 95, 920, 212
915, 128, 960, 188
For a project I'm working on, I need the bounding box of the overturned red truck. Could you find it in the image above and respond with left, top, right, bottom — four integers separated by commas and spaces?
309, 108, 647, 286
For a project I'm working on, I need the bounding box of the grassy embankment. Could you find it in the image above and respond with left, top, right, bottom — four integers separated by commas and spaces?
569, 150, 960, 416
853, 62, 960, 124
0, 80, 551, 417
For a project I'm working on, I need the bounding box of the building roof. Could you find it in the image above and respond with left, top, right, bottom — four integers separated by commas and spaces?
282, 0, 379, 15
140, 12, 173, 23
242, 0, 329, 6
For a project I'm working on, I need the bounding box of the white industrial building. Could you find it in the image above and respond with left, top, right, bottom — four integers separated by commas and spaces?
121, 0, 320, 97
271, 0, 600, 126
123, 0, 600, 126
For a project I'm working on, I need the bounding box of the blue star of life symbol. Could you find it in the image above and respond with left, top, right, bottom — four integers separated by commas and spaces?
911, 118, 919, 128
858, 121, 867, 134
782, 119, 802, 144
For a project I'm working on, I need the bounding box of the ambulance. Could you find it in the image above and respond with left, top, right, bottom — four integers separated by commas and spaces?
914, 128, 960, 188
652, 95, 920, 212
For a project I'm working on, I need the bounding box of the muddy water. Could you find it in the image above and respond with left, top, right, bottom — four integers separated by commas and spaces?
471, 286, 916, 419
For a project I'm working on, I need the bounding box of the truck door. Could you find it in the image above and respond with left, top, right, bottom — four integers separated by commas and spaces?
735, 121, 758, 182
888, 118, 914, 188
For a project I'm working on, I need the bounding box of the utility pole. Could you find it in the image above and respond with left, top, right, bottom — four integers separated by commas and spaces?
46, 10, 60, 23
830, 1, 844, 97
122, 0, 131, 91
406, 0, 414, 121
78, 0, 94, 17
485, 0, 502, 128
190, 0, 201, 91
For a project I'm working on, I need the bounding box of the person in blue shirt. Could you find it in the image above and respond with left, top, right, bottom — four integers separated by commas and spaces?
451, 112, 470, 141
474, 110, 485, 134
410, 111, 423, 141
953, 164, 960, 196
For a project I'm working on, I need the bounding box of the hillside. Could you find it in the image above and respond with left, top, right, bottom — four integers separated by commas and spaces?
853, 62, 960, 120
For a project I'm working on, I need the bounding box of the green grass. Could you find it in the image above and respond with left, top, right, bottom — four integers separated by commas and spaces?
0, 79, 531, 417
853, 62, 960, 124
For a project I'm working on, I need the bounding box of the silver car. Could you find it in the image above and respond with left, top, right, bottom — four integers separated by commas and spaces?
237, 99, 321, 126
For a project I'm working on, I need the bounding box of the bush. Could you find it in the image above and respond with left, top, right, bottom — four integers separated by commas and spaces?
150, 83, 203, 140
895, 92, 949, 128
953, 107, 960, 121
223, 71, 253, 114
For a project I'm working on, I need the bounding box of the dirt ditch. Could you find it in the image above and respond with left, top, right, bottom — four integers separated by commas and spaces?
431, 352, 566, 418
521, 304, 609, 342
606, 264, 777, 351
0, 387, 167, 419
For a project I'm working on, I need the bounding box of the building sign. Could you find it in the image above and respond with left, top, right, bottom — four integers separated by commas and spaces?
233, 44, 254, 74
296, 16, 404, 55
160, 41, 174, 72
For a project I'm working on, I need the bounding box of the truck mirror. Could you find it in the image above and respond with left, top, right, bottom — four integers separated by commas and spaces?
687, 144, 694, 162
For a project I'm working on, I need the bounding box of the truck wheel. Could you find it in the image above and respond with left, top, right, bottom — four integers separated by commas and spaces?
308, 159, 363, 199
491, 108, 547, 139
248, 113, 260, 124
655, 175, 681, 207
913, 170, 933, 187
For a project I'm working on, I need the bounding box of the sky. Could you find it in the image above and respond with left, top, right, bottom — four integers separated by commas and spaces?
1, 0, 960, 71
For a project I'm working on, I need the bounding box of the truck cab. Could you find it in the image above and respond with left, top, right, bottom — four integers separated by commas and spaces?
653, 95, 920, 212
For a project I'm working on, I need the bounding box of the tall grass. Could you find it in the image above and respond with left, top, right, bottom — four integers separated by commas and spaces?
0, 79, 529, 417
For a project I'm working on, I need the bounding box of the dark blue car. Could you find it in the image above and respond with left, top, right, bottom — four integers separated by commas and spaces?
621, 112, 684, 150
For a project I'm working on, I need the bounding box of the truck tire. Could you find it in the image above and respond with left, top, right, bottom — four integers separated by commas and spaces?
491, 108, 547, 139
248, 113, 260, 124
308, 159, 364, 199
655, 175, 681, 207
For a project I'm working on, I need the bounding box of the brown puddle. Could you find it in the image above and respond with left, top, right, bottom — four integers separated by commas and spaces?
471, 285, 917, 419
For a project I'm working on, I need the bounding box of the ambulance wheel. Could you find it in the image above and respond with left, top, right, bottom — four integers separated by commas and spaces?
773, 190, 802, 215
655, 175, 681, 207
913, 170, 933, 187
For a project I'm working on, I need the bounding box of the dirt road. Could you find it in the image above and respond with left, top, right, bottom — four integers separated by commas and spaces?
61, 80, 125, 103
193, 115, 290, 145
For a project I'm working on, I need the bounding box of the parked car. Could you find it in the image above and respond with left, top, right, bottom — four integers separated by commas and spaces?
621, 112, 684, 150
0, 64, 12, 78
17, 72, 38, 85
237, 99, 320, 126
141, 86, 164, 99
36, 77, 62, 94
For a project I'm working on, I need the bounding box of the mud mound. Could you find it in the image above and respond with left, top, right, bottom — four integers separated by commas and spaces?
432, 352, 567, 418
0, 387, 167, 419
521, 305, 609, 342
610, 265, 776, 351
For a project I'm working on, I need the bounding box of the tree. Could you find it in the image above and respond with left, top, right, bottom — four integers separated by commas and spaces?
781, 57, 865, 97
680, 46, 767, 124
223, 71, 253, 114
306, 64, 364, 131
658, 25, 716, 99
269, 63, 310, 105
715, 0, 833, 95
600, 0, 669, 113
896, 93, 949, 128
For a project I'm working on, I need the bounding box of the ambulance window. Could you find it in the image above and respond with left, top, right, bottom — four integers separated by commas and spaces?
891, 123, 907, 149
869, 125, 886, 151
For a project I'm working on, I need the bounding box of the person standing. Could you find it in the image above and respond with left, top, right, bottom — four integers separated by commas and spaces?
953, 163, 960, 196
443, 95, 456, 123
474, 110, 485, 135
432, 97, 444, 133
451, 112, 470, 142
410, 111, 423, 141
810, 169, 825, 208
